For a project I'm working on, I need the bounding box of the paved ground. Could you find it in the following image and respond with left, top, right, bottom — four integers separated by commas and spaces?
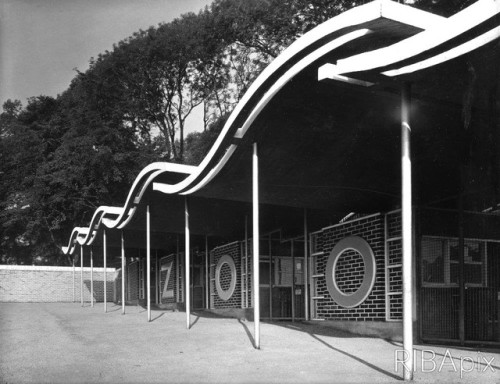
0, 303, 499, 383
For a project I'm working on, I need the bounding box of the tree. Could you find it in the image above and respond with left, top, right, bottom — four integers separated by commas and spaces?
0, 98, 58, 264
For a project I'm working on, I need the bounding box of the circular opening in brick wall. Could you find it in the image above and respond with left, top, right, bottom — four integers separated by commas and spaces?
334, 250, 365, 295
325, 236, 376, 308
219, 263, 232, 291
215, 255, 237, 301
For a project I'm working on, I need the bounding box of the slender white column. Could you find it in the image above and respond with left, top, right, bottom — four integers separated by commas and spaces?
80, 245, 84, 307
185, 197, 191, 329
103, 229, 107, 313
291, 239, 295, 322
72, 258, 75, 303
304, 208, 309, 321
155, 250, 159, 305
90, 247, 94, 307
121, 231, 126, 315
205, 235, 209, 310
401, 83, 413, 381
252, 142, 260, 349
147, 204, 151, 322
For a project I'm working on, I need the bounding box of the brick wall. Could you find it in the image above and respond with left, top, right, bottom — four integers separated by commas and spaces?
127, 261, 139, 302
210, 242, 241, 309
0, 265, 116, 303
315, 214, 387, 321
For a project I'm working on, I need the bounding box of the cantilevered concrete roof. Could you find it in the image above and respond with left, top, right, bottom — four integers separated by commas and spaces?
63, 0, 500, 254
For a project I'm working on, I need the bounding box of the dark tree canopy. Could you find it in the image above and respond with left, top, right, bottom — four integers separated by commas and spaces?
0, 0, 472, 265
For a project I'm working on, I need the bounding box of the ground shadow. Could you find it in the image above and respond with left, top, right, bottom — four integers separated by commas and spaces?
105, 304, 122, 313
190, 310, 256, 348
271, 321, 402, 381
151, 312, 165, 322
190, 315, 200, 328
310, 332, 402, 380
238, 318, 256, 348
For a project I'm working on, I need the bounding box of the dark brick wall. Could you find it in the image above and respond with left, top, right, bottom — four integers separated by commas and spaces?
210, 242, 241, 309
335, 250, 365, 294
315, 214, 386, 321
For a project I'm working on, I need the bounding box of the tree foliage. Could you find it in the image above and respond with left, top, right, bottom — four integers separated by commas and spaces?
1, 0, 471, 265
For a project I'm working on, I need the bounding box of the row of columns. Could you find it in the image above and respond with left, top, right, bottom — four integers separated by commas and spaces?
71, 83, 413, 378
71, 142, 264, 350
73, 234, 107, 312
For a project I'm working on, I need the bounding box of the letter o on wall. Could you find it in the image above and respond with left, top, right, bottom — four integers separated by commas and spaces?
215, 255, 237, 301
325, 236, 376, 308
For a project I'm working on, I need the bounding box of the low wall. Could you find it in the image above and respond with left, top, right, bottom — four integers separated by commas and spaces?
307, 320, 403, 341
0, 265, 117, 303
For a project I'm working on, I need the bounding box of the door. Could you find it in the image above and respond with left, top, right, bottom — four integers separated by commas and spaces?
192, 264, 204, 309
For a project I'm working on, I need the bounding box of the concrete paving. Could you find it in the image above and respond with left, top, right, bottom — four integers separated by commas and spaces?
0, 303, 499, 383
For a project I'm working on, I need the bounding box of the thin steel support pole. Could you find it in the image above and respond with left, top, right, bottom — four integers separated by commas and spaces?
80, 245, 84, 307
147, 205, 151, 322
72, 258, 75, 303
252, 142, 260, 349
304, 208, 309, 321
185, 197, 191, 329
176, 236, 180, 303
90, 247, 94, 307
401, 82, 414, 381
156, 250, 159, 305
103, 229, 107, 313
291, 239, 295, 322
121, 231, 126, 315
205, 235, 209, 309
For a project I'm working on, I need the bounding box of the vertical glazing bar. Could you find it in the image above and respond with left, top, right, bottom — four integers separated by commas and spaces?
205, 236, 209, 310
245, 215, 249, 308
185, 197, 191, 329
401, 82, 413, 381
103, 229, 107, 313
304, 208, 309, 321
252, 142, 260, 349
147, 205, 151, 322
269, 236, 272, 321
90, 246, 94, 307
384, 214, 390, 321
176, 236, 180, 303
458, 191, 465, 344
121, 231, 126, 315
81, 245, 84, 307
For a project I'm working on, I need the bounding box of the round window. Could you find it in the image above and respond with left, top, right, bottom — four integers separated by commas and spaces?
325, 236, 376, 308
215, 255, 237, 301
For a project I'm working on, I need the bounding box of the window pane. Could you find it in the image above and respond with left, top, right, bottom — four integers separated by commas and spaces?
465, 241, 481, 262
421, 238, 445, 283
465, 264, 482, 285
260, 262, 270, 285
449, 240, 459, 262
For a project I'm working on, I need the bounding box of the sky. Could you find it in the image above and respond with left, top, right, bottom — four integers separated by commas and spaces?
0, 0, 212, 131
